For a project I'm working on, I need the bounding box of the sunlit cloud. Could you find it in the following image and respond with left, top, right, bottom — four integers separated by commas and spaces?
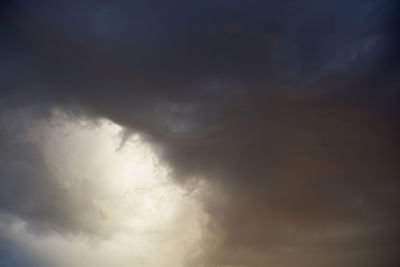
0, 110, 217, 267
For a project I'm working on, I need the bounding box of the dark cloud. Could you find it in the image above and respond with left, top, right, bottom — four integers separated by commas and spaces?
0, 0, 400, 266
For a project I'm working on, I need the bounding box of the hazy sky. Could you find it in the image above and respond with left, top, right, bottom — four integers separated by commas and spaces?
0, 1, 399, 267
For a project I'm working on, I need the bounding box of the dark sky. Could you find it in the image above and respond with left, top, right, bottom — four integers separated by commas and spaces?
1, 1, 400, 267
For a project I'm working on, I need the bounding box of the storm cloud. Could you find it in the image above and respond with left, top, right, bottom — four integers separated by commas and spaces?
1, 1, 400, 266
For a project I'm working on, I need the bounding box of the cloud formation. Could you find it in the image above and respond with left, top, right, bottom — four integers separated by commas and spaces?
1, 1, 399, 266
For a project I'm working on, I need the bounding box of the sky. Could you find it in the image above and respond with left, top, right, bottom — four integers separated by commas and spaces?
0, 1, 400, 266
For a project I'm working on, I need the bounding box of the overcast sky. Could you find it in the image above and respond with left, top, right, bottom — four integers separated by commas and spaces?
0, 1, 400, 267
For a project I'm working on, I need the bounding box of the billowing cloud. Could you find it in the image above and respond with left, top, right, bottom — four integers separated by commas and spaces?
0, 110, 217, 267
0, 1, 399, 266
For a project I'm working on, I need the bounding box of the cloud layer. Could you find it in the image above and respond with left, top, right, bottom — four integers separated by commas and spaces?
1, 1, 400, 266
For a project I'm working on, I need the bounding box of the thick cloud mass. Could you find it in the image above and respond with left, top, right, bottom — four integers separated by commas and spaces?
1, 1, 400, 266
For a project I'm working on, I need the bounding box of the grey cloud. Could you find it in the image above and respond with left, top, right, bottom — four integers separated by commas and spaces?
0, 0, 399, 266
0, 110, 106, 236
